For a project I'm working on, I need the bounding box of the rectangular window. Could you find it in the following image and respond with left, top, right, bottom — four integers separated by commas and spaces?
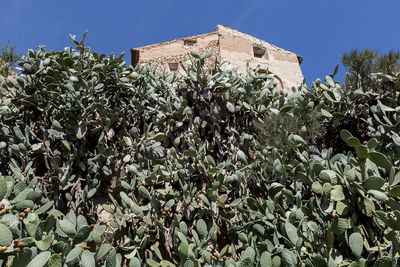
253, 44, 266, 59
184, 39, 197, 46
168, 62, 179, 72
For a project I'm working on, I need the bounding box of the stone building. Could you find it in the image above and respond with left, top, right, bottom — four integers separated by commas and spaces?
131, 24, 304, 90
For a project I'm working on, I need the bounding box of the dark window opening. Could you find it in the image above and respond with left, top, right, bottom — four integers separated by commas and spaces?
184, 39, 197, 46
131, 49, 140, 67
168, 63, 179, 72
253, 44, 266, 58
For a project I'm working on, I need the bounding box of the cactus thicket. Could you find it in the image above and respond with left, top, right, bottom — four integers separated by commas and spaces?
0, 33, 399, 266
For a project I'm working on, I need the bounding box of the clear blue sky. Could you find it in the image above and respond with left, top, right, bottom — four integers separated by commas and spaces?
1, 0, 399, 84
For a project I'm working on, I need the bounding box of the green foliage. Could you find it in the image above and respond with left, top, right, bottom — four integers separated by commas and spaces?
255, 106, 321, 148
0, 33, 399, 266
0, 41, 21, 77
251, 64, 400, 265
342, 49, 400, 91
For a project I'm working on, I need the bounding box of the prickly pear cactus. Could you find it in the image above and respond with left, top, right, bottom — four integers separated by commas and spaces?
0, 32, 399, 266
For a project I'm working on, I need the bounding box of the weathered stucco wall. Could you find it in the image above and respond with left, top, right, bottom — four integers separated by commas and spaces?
131, 25, 304, 90
216, 25, 303, 89
134, 32, 220, 72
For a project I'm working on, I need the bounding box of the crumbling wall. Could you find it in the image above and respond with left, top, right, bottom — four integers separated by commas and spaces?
216, 25, 304, 89
135, 32, 220, 72
131, 25, 305, 89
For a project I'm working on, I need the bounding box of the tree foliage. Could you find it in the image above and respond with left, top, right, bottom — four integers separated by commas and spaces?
342, 49, 400, 92
0, 41, 21, 77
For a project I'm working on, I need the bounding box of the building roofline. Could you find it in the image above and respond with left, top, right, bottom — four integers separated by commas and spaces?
131, 24, 302, 61
215, 24, 300, 57
132, 31, 217, 50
